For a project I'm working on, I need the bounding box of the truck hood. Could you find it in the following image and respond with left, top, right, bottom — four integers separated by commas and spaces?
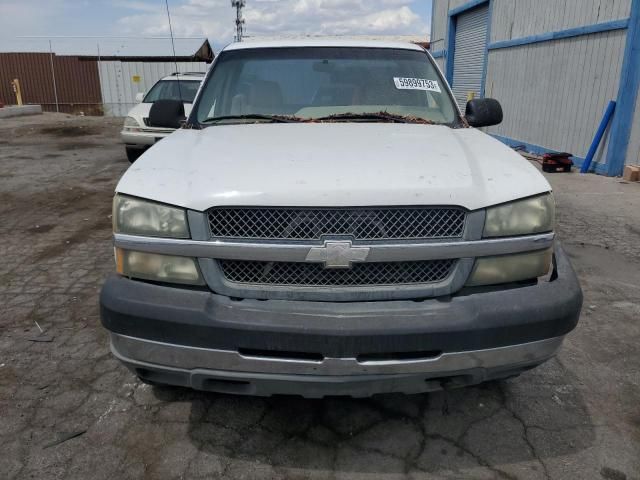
116, 123, 551, 211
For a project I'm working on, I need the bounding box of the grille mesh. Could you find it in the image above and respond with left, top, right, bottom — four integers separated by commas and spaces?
219, 259, 456, 287
207, 207, 466, 241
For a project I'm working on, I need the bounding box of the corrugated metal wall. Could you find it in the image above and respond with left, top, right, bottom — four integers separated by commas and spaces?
431, 0, 475, 52
629, 92, 640, 165
490, 0, 631, 42
485, 29, 627, 160
0, 53, 102, 114
449, 0, 472, 11
451, 4, 489, 106
430, 0, 450, 53
431, 0, 633, 164
98, 61, 208, 117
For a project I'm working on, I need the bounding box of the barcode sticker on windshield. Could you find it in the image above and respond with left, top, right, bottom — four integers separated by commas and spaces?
394, 77, 441, 92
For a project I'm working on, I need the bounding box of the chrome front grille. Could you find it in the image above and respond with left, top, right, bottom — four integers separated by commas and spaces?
207, 207, 466, 241
218, 259, 457, 287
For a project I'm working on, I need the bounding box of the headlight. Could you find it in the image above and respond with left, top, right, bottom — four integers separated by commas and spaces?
113, 194, 189, 238
466, 248, 552, 286
484, 194, 555, 237
123, 116, 140, 129
115, 248, 203, 285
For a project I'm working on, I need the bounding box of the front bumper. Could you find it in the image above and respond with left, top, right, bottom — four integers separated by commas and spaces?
100, 246, 582, 397
121, 129, 173, 147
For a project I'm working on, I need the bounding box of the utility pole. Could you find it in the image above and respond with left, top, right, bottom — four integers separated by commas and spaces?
48, 40, 59, 113
231, 0, 246, 42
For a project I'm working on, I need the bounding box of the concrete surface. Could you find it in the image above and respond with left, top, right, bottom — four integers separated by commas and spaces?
0, 113, 639, 480
0, 105, 42, 119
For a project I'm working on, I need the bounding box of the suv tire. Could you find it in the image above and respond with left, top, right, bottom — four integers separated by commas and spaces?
126, 146, 143, 163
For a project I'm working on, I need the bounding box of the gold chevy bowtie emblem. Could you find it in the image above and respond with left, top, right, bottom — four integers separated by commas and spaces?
305, 240, 370, 269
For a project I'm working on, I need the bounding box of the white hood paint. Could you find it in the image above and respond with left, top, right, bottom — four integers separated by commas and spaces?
116, 123, 551, 212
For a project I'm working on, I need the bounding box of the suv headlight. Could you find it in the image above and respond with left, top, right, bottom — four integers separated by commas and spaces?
113, 194, 189, 238
123, 116, 140, 130
484, 193, 555, 237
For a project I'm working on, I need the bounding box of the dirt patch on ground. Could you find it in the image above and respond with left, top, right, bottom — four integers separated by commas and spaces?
56, 142, 101, 151
25, 224, 56, 234
30, 216, 109, 263
39, 125, 101, 137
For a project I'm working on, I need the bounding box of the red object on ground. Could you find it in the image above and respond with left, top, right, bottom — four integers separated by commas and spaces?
542, 152, 573, 173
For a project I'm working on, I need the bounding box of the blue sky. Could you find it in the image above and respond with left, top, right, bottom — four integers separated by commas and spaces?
0, 0, 432, 55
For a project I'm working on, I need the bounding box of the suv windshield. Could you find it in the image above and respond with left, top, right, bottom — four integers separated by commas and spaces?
143, 79, 201, 103
195, 47, 458, 125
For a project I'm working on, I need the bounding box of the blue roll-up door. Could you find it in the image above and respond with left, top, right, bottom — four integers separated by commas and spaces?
451, 4, 489, 108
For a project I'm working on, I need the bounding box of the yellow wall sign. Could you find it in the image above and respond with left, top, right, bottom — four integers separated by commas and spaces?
132, 75, 141, 83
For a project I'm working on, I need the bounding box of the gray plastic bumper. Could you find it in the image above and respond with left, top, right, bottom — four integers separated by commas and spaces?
100, 245, 582, 396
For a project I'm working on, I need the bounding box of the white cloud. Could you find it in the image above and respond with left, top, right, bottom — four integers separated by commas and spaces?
115, 0, 428, 48
0, 0, 428, 55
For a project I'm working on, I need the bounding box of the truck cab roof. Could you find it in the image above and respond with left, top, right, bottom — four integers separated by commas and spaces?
223, 38, 427, 53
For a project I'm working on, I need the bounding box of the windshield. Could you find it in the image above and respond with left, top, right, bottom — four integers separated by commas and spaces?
195, 47, 458, 125
143, 79, 201, 103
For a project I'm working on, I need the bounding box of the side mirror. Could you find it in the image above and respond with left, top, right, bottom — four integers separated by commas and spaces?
148, 99, 185, 129
135, 92, 145, 103
465, 98, 503, 127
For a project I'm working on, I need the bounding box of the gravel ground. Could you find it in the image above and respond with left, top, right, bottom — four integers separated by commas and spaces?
1, 113, 639, 480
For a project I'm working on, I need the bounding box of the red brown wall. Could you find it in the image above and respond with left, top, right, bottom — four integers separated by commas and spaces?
0, 53, 103, 115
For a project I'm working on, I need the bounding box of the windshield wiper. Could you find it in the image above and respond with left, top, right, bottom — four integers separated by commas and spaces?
201, 111, 440, 126
201, 114, 304, 124
313, 112, 436, 124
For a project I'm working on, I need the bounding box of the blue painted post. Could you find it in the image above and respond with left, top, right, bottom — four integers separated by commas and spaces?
605, 0, 640, 176
445, 16, 456, 85
581, 101, 616, 173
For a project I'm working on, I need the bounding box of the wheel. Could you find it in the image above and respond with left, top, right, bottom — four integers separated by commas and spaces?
126, 146, 144, 163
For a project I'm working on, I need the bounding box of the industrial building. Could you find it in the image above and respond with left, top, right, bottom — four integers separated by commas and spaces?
430, 0, 640, 176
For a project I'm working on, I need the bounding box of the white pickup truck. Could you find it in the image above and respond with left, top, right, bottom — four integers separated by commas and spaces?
100, 40, 582, 397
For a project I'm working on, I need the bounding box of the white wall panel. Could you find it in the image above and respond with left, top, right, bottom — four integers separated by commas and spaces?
98, 61, 208, 117
449, 0, 471, 11
490, 0, 632, 42
431, 0, 450, 52
484, 29, 627, 160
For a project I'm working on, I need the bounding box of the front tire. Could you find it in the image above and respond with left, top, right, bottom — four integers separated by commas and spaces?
126, 146, 144, 163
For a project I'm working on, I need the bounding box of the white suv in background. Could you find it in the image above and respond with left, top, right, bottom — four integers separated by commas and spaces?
121, 72, 205, 162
